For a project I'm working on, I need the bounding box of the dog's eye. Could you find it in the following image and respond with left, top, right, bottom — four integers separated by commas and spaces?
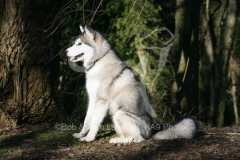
77, 42, 82, 45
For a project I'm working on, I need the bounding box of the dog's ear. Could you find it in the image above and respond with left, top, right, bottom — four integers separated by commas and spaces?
84, 26, 96, 40
79, 25, 85, 33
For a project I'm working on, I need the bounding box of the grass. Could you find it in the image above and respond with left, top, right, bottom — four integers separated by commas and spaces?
0, 122, 115, 159
0, 124, 73, 159
0, 123, 240, 159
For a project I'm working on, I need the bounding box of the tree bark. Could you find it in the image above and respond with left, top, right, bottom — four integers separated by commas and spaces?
171, 0, 201, 116
217, 0, 237, 126
0, 0, 60, 128
199, 0, 238, 126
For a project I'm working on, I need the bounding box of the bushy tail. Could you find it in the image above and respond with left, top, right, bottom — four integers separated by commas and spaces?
153, 118, 198, 140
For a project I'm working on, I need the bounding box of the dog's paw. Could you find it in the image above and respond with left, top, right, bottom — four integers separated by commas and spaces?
109, 137, 124, 143
72, 133, 83, 139
109, 137, 144, 143
80, 136, 95, 142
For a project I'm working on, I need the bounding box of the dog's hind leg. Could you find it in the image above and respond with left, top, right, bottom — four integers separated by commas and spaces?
79, 99, 108, 142
109, 111, 145, 143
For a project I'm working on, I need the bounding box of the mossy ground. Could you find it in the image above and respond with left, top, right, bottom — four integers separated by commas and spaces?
0, 123, 240, 159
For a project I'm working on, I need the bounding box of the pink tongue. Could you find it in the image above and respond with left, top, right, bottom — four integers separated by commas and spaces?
69, 57, 75, 62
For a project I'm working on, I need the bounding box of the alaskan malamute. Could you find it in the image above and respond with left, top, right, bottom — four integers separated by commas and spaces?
65, 25, 197, 143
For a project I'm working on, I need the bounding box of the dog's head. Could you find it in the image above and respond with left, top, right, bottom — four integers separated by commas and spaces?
65, 25, 99, 63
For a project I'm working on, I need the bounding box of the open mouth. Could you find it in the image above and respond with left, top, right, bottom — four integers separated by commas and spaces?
69, 53, 84, 62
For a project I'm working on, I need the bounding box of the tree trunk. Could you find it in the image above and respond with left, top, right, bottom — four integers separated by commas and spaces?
217, 0, 237, 126
199, 0, 238, 126
228, 3, 240, 125
171, 0, 201, 116
0, 0, 60, 128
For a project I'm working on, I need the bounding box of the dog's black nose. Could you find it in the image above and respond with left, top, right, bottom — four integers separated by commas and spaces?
65, 49, 68, 53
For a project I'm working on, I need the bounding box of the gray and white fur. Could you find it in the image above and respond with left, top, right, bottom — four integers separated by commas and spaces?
65, 25, 198, 143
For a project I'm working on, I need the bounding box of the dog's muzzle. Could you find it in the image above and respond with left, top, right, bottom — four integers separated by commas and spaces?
68, 53, 84, 62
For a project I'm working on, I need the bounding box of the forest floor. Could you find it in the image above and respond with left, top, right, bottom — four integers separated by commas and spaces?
0, 122, 240, 160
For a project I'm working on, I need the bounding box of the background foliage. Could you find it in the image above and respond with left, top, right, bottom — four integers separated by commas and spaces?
0, 0, 239, 128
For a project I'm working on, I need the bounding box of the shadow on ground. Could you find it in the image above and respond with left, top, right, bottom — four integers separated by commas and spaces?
0, 123, 240, 159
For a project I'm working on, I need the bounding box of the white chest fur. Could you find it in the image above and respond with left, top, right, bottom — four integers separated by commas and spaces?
86, 77, 100, 100
85, 64, 102, 100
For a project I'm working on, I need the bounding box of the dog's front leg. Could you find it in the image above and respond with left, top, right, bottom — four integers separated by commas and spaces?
80, 99, 108, 142
73, 100, 95, 139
